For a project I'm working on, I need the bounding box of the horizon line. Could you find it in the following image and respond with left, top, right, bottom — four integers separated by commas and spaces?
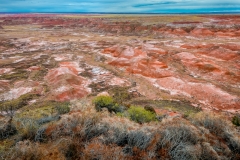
1, 12, 240, 15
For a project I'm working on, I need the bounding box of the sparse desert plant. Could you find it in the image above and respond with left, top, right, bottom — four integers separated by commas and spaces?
17, 101, 67, 120
0, 139, 15, 158
109, 87, 131, 105
232, 114, 240, 126
84, 123, 109, 141
158, 121, 201, 160
82, 141, 127, 160
108, 128, 129, 146
127, 106, 157, 123
56, 102, 70, 114
192, 112, 229, 136
105, 126, 151, 149
49, 110, 104, 141
64, 142, 80, 160
2, 140, 44, 160
0, 93, 37, 112
36, 115, 60, 125
144, 105, 156, 114
34, 126, 47, 142
127, 130, 152, 150
192, 112, 240, 155
159, 123, 199, 147
169, 143, 201, 160
93, 95, 114, 111
0, 119, 17, 140
2, 98, 240, 160
183, 110, 194, 118
15, 118, 40, 141
200, 142, 220, 160
93, 95, 123, 113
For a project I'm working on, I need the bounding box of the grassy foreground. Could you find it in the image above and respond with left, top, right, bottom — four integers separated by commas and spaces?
0, 95, 240, 160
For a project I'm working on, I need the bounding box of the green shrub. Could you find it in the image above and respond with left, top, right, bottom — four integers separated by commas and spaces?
144, 105, 156, 114
0, 93, 37, 112
56, 102, 70, 114
232, 115, 240, 126
15, 118, 40, 141
93, 95, 119, 113
127, 106, 156, 124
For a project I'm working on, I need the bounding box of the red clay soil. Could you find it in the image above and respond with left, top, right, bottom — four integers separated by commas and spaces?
1, 14, 240, 112
44, 64, 90, 102
155, 77, 239, 111
104, 45, 172, 78
190, 28, 214, 36
155, 108, 181, 118
0, 80, 10, 92
174, 51, 240, 85
103, 41, 240, 111
26, 66, 41, 71
0, 68, 14, 74
0, 80, 43, 100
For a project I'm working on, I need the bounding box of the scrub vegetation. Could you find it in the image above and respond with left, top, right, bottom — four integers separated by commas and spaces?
1, 95, 240, 159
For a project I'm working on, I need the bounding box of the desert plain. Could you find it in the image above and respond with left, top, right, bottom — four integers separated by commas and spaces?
0, 14, 240, 159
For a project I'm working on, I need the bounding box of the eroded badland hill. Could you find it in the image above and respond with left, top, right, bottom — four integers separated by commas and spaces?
0, 14, 240, 159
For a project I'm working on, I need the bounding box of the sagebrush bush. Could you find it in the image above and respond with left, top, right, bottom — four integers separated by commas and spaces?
15, 118, 40, 141
34, 126, 47, 142
192, 112, 240, 155
192, 112, 229, 136
82, 141, 127, 160
104, 127, 152, 150
232, 115, 240, 126
144, 105, 156, 114
200, 142, 220, 160
48, 110, 104, 141
37, 115, 60, 125
93, 95, 123, 113
127, 106, 156, 123
0, 120, 17, 140
64, 143, 79, 160
56, 102, 70, 114
111, 129, 129, 146
158, 122, 201, 160
2, 140, 44, 160
127, 130, 152, 150
2, 100, 240, 160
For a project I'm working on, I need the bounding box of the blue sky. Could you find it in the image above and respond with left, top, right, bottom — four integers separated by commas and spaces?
0, 0, 240, 13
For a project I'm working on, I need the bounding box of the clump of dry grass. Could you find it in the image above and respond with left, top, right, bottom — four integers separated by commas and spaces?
2, 98, 240, 160
156, 120, 202, 160
46, 107, 106, 142
0, 119, 17, 140
2, 140, 44, 160
82, 140, 128, 160
192, 112, 240, 155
